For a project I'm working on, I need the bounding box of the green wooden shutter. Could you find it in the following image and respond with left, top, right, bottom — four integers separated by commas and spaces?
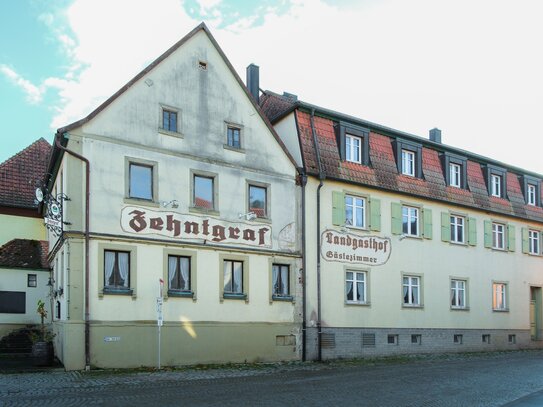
484, 220, 492, 248
508, 224, 516, 252
423, 208, 432, 239
332, 191, 345, 226
468, 217, 477, 246
521, 227, 530, 254
441, 212, 450, 242
369, 198, 381, 231
391, 202, 402, 235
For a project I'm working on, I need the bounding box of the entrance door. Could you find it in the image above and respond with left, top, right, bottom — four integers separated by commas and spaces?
530, 287, 541, 341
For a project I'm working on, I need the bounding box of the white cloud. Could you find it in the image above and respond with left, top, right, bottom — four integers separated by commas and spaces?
0, 65, 43, 104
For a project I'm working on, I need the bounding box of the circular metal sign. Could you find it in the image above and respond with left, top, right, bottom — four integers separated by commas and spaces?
35, 188, 44, 202
50, 202, 60, 217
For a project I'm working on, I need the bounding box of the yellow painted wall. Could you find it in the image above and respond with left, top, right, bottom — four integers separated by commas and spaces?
0, 213, 45, 246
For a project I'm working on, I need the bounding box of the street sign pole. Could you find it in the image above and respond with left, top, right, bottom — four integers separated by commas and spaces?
157, 278, 164, 370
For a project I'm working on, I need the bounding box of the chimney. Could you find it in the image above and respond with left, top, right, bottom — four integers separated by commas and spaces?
429, 128, 442, 143
282, 92, 298, 101
246, 63, 259, 104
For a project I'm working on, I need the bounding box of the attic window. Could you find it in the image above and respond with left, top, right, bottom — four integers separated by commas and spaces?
198, 61, 208, 70
521, 175, 541, 207
393, 139, 423, 179
483, 164, 507, 199
441, 152, 468, 189
336, 122, 370, 166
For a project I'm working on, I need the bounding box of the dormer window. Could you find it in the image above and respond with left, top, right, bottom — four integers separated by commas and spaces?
528, 184, 536, 206
450, 163, 461, 188
441, 152, 467, 189
483, 164, 507, 199
393, 139, 423, 178
336, 122, 370, 166
522, 175, 541, 207
402, 149, 415, 176
491, 174, 502, 197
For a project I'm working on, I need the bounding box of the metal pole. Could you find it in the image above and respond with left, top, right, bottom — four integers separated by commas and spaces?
158, 322, 161, 370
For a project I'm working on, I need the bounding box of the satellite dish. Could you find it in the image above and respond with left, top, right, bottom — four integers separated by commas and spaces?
35, 188, 44, 202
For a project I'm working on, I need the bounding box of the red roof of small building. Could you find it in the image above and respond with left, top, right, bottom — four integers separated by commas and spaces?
0, 239, 49, 270
0, 138, 51, 209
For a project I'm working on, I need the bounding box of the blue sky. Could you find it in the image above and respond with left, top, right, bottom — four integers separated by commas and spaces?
1, 0, 542, 174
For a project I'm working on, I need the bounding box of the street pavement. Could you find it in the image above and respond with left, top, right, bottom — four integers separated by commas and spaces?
2, 350, 543, 406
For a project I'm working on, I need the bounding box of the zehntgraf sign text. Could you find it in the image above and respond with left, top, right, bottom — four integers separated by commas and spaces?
321, 229, 391, 265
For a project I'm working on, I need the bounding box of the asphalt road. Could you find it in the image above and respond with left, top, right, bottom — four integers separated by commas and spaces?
3, 351, 543, 406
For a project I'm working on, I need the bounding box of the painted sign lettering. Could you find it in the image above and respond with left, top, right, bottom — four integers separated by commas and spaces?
321, 229, 391, 265
121, 206, 272, 247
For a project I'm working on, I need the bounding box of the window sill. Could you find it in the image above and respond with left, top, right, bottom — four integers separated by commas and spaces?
345, 225, 368, 232
450, 306, 470, 311
450, 241, 467, 246
189, 206, 219, 217
167, 290, 194, 298
272, 294, 293, 302
402, 304, 423, 309
102, 288, 133, 296
158, 128, 184, 139
493, 308, 509, 313
250, 216, 272, 225
490, 247, 507, 252
223, 293, 247, 301
124, 197, 160, 208
528, 252, 541, 257
223, 144, 245, 154
345, 301, 370, 307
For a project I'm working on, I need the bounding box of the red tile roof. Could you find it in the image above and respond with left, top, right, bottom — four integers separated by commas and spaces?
0, 138, 51, 209
0, 239, 49, 270
292, 107, 543, 223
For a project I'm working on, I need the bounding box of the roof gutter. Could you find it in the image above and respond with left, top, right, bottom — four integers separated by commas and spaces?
310, 109, 325, 362
54, 132, 91, 371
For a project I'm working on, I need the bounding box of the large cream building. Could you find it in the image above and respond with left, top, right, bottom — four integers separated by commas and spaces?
45, 24, 302, 371
261, 91, 543, 359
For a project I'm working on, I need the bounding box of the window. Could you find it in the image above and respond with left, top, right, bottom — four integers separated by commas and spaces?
529, 230, 540, 255
401, 149, 415, 176
402, 206, 419, 236
346, 271, 366, 304
345, 195, 365, 228
104, 250, 130, 291
167, 255, 190, 292
272, 264, 290, 298
162, 109, 177, 132
193, 175, 214, 209
454, 334, 463, 344
129, 163, 153, 200
528, 184, 537, 206
491, 174, 502, 197
492, 222, 505, 250
387, 334, 398, 345
248, 184, 267, 218
224, 260, 243, 296
482, 334, 491, 344
27, 274, 37, 288
411, 334, 421, 345
346, 134, 362, 163
450, 215, 465, 244
493, 282, 507, 310
227, 126, 241, 149
451, 279, 466, 308
509, 334, 516, 344
403, 275, 420, 306
450, 163, 461, 188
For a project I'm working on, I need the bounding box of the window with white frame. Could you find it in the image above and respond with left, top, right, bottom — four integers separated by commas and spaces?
401, 149, 415, 176
450, 163, 461, 188
451, 279, 466, 308
167, 255, 190, 292
450, 215, 465, 244
491, 174, 502, 197
104, 250, 130, 291
346, 271, 366, 303
272, 264, 290, 297
528, 184, 537, 206
403, 275, 420, 306
492, 282, 507, 310
346, 134, 362, 164
529, 229, 540, 255
492, 222, 505, 250
223, 260, 243, 295
345, 195, 365, 228
402, 206, 419, 236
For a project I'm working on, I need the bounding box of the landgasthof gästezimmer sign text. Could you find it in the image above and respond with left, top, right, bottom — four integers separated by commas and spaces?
321, 229, 391, 265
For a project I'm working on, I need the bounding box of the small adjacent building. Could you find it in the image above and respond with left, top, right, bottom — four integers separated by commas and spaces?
45, 23, 302, 370
261, 90, 543, 359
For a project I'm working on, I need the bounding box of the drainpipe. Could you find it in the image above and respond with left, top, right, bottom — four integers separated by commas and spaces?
55, 132, 91, 371
310, 109, 325, 361
299, 168, 308, 361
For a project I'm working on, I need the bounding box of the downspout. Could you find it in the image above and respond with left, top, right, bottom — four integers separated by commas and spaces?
310, 109, 325, 361
299, 168, 308, 361
55, 132, 91, 371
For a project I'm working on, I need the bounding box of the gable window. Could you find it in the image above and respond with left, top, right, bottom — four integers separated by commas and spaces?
450, 215, 465, 244
492, 282, 507, 311
193, 175, 214, 209
451, 279, 466, 309
248, 184, 267, 218
224, 260, 243, 296
162, 109, 177, 132
402, 206, 419, 236
492, 222, 505, 250
346, 134, 362, 164
345, 195, 365, 228
129, 163, 153, 200
346, 271, 366, 304
401, 149, 415, 177
528, 184, 537, 206
403, 275, 421, 306
272, 264, 290, 298
104, 250, 130, 291
168, 255, 190, 292
336, 122, 370, 166
450, 163, 461, 188
227, 126, 241, 149
529, 230, 540, 255
491, 174, 502, 197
